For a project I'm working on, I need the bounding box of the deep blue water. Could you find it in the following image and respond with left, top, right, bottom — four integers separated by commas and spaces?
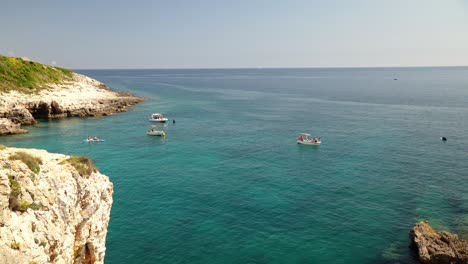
1, 68, 467, 263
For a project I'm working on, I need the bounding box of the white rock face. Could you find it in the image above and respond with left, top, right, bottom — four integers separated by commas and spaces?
0, 147, 113, 264
0, 118, 27, 135
0, 73, 144, 135
1, 73, 128, 111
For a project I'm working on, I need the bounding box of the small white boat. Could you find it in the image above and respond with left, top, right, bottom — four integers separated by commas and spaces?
83, 138, 105, 143
149, 113, 168, 122
147, 129, 166, 136
297, 133, 321, 145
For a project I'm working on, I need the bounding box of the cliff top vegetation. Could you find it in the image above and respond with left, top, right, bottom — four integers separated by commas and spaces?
0, 54, 73, 93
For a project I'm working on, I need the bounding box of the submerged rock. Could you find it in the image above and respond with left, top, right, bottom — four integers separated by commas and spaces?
410, 220, 468, 264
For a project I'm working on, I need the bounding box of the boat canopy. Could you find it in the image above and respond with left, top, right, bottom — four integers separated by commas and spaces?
298, 133, 311, 136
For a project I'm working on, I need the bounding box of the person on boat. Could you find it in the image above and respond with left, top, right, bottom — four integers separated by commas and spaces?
93, 136, 99, 141
298, 135, 303, 141
87, 136, 91, 141
173, 119, 176, 124
151, 128, 155, 132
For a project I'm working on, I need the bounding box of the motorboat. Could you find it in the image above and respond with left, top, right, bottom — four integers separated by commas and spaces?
147, 129, 166, 137
297, 133, 321, 145
149, 113, 168, 122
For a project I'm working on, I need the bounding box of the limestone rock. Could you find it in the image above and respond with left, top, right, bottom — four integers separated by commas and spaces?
4, 107, 37, 126
410, 220, 468, 264
50, 100, 63, 115
0, 73, 145, 135
0, 118, 27, 135
0, 147, 113, 264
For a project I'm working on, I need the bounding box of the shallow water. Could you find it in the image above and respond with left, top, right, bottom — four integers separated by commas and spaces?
1, 67, 467, 263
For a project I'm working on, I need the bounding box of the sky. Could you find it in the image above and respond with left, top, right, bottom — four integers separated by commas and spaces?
1, 0, 468, 69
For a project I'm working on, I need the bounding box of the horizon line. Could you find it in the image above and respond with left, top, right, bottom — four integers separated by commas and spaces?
72, 65, 468, 71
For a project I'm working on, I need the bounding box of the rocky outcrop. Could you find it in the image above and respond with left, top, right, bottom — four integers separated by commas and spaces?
0, 147, 113, 264
1, 107, 36, 126
0, 118, 28, 135
0, 73, 145, 135
410, 220, 468, 264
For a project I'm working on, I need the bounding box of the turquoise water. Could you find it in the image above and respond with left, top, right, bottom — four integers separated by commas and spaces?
1, 68, 467, 263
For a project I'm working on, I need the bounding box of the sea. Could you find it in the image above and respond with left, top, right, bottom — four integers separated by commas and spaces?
1, 67, 467, 264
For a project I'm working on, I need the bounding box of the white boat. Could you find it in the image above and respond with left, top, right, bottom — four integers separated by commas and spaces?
147, 129, 166, 136
297, 133, 321, 145
83, 138, 105, 143
149, 113, 168, 122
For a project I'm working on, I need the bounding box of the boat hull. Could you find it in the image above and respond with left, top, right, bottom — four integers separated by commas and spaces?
297, 140, 320, 145
147, 131, 165, 136
84, 139, 106, 143
149, 118, 168, 122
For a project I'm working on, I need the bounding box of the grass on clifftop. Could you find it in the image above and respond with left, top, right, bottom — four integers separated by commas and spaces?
9, 151, 43, 174
0, 54, 73, 93
61, 156, 97, 177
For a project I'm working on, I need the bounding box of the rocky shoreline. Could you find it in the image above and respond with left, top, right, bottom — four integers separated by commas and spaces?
410, 220, 468, 264
0, 73, 145, 135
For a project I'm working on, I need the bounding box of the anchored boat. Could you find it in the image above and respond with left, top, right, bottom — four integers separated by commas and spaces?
297, 133, 321, 145
83, 137, 105, 143
147, 128, 166, 137
149, 113, 168, 122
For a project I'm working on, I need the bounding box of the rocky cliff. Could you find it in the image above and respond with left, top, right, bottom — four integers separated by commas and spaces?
0, 146, 113, 264
410, 220, 468, 264
0, 72, 145, 135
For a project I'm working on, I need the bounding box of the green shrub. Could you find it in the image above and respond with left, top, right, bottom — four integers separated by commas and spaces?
28, 202, 42, 210
29, 173, 36, 182
0, 144, 6, 150
15, 200, 42, 212
39, 241, 47, 247
10, 242, 20, 250
60, 156, 97, 176
8, 175, 21, 198
18, 200, 31, 212
9, 151, 43, 174
8, 175, 21, 210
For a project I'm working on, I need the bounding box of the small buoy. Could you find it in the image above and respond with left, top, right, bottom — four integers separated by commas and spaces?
441, 137, 447, 141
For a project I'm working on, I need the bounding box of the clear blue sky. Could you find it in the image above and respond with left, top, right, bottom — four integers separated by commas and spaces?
1, 0, 467, 69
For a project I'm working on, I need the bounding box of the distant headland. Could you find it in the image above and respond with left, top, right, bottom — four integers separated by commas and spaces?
0, 55, 145, 135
